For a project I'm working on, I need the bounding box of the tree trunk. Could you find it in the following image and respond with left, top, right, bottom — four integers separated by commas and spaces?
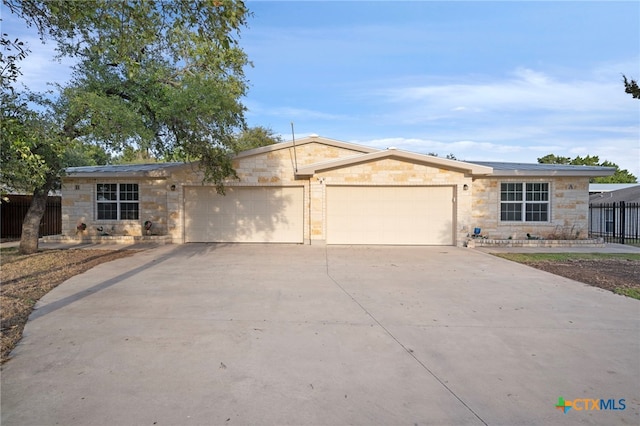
19, 178, 55, 254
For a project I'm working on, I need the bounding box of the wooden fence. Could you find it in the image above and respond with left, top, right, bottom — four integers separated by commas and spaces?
1, 195, 62, 239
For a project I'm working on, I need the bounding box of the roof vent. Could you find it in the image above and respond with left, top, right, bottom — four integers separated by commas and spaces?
387, 146, 397, 150
309, 133, 319, 138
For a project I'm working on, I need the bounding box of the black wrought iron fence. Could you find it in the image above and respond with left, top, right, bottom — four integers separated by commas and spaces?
589, 201, 640, 245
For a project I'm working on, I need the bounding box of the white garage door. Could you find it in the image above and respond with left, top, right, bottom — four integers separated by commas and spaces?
326, 186, 454, 245
184, 186, 304, 243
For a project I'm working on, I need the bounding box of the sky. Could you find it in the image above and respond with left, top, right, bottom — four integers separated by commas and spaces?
2, 1, 639, 178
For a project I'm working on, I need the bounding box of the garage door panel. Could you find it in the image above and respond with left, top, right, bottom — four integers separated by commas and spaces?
185, 187, 303, 243
326, 186, 453, 245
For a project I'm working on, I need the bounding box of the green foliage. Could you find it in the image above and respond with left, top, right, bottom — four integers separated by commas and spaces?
111, 146, 157, 164
614, 287, 640, 300
537, 154, 571, 164
622, 74, 640, 99
0, 35, 29, 90
4, 0, 252, 190
3, 0, 252, 252
62, 140, 111, 167
0, 91, 64, 192
494, 253, 640, 262
233, 126, 282, 152
538, 153, 637, 183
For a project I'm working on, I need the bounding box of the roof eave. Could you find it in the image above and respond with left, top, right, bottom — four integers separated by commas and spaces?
295, 150, 493, 177
64, 171, 172, 178
64, 163, 188, 178
485, 169, 616, 177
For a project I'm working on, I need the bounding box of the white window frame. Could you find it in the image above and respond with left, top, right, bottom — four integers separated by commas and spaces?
96, 183, 139, 220
500, 182, 550, 222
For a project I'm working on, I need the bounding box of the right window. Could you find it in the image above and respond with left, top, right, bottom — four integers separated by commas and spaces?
500, 182, 549, 222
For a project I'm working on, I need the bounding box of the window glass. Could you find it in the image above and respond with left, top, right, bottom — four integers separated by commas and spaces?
120, 183, 139, 201
501, 203, 522, 221
97, 203, 118, 220
121, 203, 139, 220
97, 183, 117, 201
500, 182, 549, 222
525, 203, 548, 222
96, 183, 140, 220
500, 183, 523, 201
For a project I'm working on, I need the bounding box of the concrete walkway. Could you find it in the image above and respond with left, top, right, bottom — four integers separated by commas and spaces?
1, 244, 638, 425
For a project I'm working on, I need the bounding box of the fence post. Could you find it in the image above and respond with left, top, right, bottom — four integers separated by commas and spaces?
620, 201, 625, 245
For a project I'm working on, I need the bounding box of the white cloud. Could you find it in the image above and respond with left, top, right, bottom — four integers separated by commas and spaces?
377, 67, 630, 119
245, 99, 349, 122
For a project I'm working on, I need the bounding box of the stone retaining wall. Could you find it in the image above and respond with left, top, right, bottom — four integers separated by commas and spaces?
466, 238, 605, 248
42, 235, 172, 245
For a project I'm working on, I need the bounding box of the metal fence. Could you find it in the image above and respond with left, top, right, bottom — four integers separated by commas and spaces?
1, 195, 62, 239
589, 201, 640, 245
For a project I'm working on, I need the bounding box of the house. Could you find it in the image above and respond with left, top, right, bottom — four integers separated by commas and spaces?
61, 135, 615, 246
589, 185, 640, 240
589, 183, 640, 195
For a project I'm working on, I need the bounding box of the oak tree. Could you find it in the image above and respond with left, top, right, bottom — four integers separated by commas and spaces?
2, 0, 251, 253
538, 154, 637, 183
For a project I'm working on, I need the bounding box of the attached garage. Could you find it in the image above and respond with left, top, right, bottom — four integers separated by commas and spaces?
184, 186, 304, 243
326, 185, 455, 245
64, 136, 535, 246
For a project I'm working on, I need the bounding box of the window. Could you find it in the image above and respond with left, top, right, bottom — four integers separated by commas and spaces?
97, 183, 139, 220
604, 208, 614, 233
500, 182, 549, 222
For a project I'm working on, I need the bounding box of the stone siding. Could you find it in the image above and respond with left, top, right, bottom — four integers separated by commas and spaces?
61, 177, 169, 238
61, 141, 597, 247
471, 177, 590, 240
312, 158, 473, 245
165, 142, 365, 243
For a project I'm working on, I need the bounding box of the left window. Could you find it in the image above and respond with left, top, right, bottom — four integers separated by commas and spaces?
97, 183, 139, 220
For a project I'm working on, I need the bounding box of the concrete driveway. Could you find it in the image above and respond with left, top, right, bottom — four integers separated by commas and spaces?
1, 245, 638, 425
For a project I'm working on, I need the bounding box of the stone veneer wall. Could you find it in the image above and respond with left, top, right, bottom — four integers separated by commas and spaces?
61, 177, 169, 237
166, 142, 365, 243
471, 176, 590, 240
312, 158, 473, 246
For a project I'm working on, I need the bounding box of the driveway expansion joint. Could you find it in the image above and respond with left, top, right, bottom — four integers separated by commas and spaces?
323, 247, 489, 426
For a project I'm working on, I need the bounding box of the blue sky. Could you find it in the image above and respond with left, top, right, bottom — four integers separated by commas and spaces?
3, 1, 639, 178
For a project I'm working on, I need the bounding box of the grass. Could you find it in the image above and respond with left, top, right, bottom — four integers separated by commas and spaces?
494, 252, 640, 262
615, 288, 640, 299
494, 252, 640, 300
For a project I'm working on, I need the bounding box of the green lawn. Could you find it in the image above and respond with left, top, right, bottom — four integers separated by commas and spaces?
494, 252, 640, 262
493, 252, 640, 300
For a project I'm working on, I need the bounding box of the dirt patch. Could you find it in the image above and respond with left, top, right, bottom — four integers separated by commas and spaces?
1, 248, 138, 363
521, 259, 639, 296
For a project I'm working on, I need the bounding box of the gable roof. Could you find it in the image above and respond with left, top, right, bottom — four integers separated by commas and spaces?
296, 148, 493, 176
468, 161, 616, 177
233, 135, 378, 159
589, 185, 640, 204
66, 162, 187, 178
62, 137, 618, 180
